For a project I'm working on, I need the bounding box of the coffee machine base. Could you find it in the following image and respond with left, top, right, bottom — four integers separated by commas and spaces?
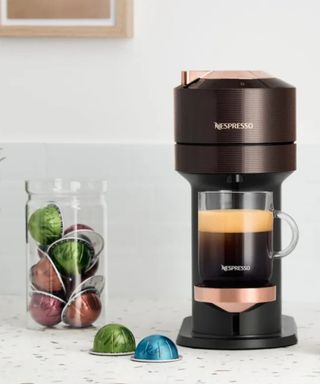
177, 315, 297, 350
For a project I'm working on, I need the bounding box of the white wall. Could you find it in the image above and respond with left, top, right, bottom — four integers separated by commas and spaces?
0, 0, 319, 302
0, 0, 319, 143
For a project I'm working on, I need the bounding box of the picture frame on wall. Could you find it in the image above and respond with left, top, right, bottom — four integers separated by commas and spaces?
0, 0, 133, 37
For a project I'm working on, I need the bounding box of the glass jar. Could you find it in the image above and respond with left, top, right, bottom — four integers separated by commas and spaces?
26, 179, 107, 329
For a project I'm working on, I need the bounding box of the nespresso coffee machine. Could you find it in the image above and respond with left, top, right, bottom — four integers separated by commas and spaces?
174, 70, 298, 349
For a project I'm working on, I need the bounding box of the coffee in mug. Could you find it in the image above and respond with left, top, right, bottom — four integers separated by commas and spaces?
198, 191, 299, 288
199, 209, 274, 287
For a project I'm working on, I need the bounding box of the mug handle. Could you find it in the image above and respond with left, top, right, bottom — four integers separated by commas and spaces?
273, 210, 299, 258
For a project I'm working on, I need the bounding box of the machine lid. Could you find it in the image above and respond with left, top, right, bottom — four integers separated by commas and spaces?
175, 70, 296, 145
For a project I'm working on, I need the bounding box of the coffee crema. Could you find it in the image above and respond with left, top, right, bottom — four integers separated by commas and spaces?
198, 209, 273, 233
198, 209, 273, 288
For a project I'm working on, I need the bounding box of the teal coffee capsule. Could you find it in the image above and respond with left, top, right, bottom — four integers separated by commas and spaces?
132, 335, 181, 363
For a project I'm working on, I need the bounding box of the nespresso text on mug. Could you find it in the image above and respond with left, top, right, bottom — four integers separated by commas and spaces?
221, 265, 251, 272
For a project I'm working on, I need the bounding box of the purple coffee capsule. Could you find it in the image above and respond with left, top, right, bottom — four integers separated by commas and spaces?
29, 291, 65, 327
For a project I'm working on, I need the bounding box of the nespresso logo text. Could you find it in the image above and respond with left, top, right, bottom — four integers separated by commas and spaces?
221, 265, 251, 272
214, 122, 254, 130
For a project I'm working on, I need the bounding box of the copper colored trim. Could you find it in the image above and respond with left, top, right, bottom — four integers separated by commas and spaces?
181, 70, 272, 85
194, 286, 276, 313
181, 70, 211, 86
203, 70, 272, 80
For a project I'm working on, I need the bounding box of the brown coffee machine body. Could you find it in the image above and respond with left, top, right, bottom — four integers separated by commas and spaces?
175, 71, 297, 349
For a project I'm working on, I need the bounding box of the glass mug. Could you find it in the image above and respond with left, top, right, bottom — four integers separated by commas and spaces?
198, 191, 299, 288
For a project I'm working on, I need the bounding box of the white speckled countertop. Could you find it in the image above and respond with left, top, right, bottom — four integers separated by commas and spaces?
0, 296, 320, 384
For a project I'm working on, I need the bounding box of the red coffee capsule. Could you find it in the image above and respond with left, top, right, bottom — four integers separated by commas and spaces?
29, 291, 65, 327
62, 290, 102, 328
31, 254, 66, 295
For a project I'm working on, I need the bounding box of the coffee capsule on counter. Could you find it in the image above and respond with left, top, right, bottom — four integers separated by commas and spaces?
61, 290, 101, 328
29, 291, 65, 327
28, 204, 63, 246
69, 275, 105, 300
64, 229, 104, 259
64, 224, 93, 235
31, 254, 66, 295
48, 238, 94, 276
90, 323, 136, 356
131, 335, 181, 363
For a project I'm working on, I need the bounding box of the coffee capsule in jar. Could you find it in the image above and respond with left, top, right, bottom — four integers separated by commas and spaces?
48, 237, 94, 276
26, 180, 107, 330
62, 289, 102, 328
29, 291, 65, 327
64, 224, 93, 235
31, 254, 66, 296
69, 275, 105, 300
64, 229, 104, 259
28, 204, 63, 246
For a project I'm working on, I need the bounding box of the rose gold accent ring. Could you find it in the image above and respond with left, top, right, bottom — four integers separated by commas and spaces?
181, 70, 211, 86
181, 70, 272, 86
194, 285, 276, 313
